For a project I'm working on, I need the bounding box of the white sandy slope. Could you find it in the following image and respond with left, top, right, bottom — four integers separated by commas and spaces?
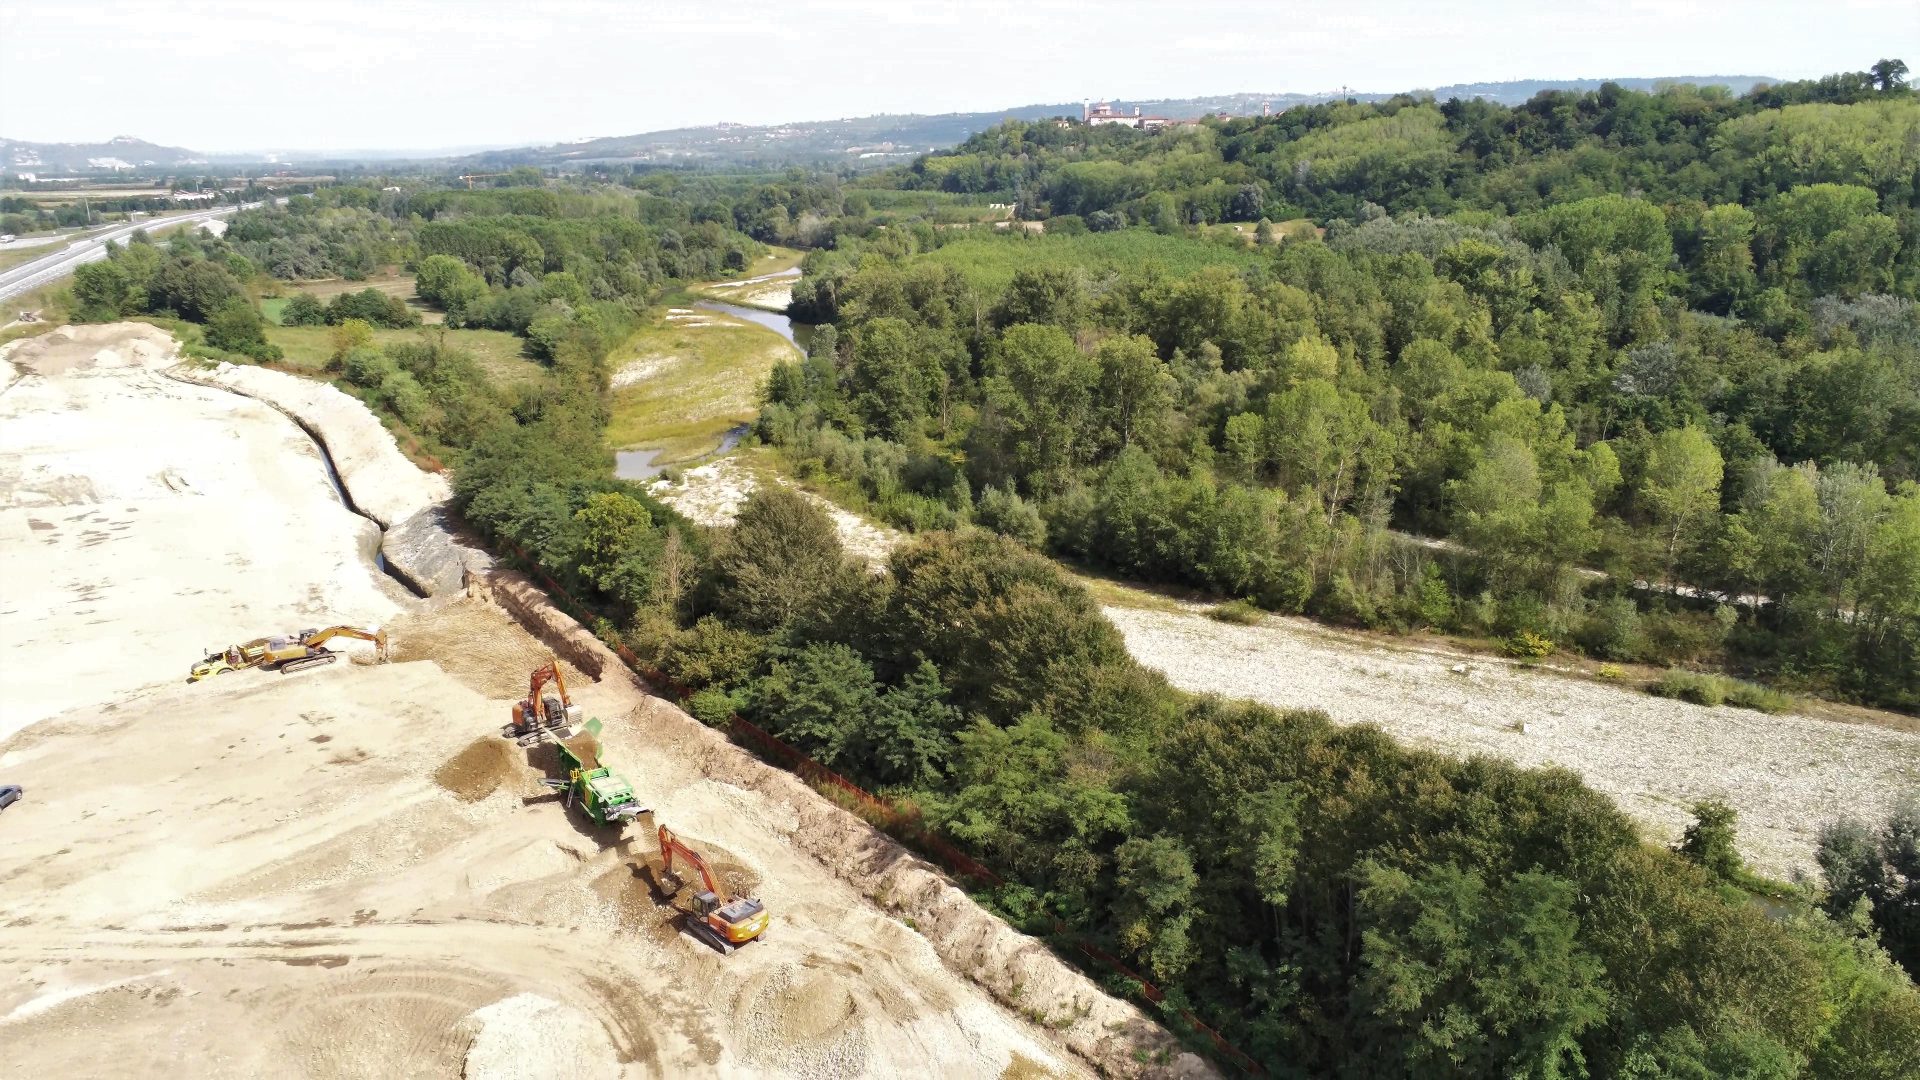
0, 324, 397, 740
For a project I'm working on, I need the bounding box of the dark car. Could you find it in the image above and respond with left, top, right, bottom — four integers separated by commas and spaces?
0, 785, 21, 811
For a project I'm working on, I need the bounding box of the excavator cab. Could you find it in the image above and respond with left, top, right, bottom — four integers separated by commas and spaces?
698, 893, 769, 946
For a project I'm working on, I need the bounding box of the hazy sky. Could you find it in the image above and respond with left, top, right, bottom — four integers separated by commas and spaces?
2, 0, 1915, 151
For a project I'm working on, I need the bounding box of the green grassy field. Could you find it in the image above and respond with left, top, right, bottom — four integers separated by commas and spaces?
262, 271, 441, 324
922, 229, 1265, 292
264, 324, 545, 386
604, 306, 798, 463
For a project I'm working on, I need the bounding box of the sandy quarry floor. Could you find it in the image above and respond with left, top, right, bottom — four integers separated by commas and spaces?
1106, 600, 1920, 879
0, 604, 1084, 1078
0, 324, 399, 740
0, 324, 1091, 1079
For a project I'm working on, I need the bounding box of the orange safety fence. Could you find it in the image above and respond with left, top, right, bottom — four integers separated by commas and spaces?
496, 539, 1266, 1075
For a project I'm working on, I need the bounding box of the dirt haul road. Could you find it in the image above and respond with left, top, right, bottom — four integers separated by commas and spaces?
0, 325, 1191, 1079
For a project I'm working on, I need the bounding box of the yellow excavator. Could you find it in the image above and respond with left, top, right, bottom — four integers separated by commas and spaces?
190, 625, 388, 682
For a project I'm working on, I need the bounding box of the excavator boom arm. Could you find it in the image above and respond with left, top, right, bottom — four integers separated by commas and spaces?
526, 659, 569, 708
658, 825, 727, 902
302, 625, 387, 655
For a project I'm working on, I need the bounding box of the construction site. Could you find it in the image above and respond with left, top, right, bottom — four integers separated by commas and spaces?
0, 324, 1208, 1079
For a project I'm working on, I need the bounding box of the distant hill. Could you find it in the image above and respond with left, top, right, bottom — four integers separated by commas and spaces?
467, 75, 1779, 169
6, 76, 1782, 174
1, 135, 205, 174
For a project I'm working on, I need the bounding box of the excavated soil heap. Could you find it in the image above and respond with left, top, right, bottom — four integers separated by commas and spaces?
434, 737, 525, 803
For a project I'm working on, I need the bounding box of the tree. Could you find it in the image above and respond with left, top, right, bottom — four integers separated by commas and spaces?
203, 298, 279, 361
863, 659, 964, 787
572, 491, 663, 612
71, 261, 132, 320
970, 323, 1099, 494
1094, 333, 1173, 454
1640, 427, 1723, 585
1678, 799, 1743, 884
849, 317, 932, 439
1113, 835, 1200, 979
146, 257, 245, 321
755, 642, 882, 766
1692, 204, 1757, 311
1820, 795, 1920, 980
709, 486, 852, 634
1355, 863, 1610, 1079
1870, 58, 1909, 92
414, 253, 491, 324
1264, 378, 1396, 524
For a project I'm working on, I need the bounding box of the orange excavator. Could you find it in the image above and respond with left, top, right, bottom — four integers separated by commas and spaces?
505, 657, 581, 746
656, 824, 770, 954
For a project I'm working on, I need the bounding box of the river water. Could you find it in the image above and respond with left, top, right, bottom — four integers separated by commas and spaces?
612, 291, 812, 481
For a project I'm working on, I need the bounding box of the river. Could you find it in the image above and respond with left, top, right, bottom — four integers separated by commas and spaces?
612, 290, 813, 481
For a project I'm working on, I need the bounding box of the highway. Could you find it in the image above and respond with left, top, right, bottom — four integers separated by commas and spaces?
0, 202, 265, 307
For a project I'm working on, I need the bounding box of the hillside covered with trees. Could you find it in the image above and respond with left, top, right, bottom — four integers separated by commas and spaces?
756, 63, 1920, 715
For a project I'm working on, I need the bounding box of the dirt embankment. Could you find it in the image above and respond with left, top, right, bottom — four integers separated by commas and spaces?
1106, 599, 1920, 879
167, 360, 490, 599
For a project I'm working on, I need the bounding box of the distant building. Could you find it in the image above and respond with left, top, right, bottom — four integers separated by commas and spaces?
1082, 101, 1173, 129
168, 190, 217, 203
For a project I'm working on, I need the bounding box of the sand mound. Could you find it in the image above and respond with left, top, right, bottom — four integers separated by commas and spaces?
459, 993, 621, 1080
435, 737, 524, 803
2, 322, 180, 376
735, 964, 870, 1078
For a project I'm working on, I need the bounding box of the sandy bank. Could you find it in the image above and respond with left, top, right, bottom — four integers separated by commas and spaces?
1107, 600, 1920, 879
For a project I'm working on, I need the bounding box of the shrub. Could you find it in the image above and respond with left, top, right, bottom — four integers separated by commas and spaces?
1502, 630, 1555, 659
687, 687, 742, 728
975, 485, 1048, 548
1648, 669, 1793, 713
662, 615, 765, 689
1210, 600, 1264, 625
1724, 680, 1794, 714
1597, 663, 1626, 680
203, 298, 281, 362
1579, 596, 1646, 661
280, 292, 327, 326
1650, 669, 1727, 706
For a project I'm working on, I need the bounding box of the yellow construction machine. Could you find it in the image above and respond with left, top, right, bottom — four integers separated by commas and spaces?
190, 625, 388, 682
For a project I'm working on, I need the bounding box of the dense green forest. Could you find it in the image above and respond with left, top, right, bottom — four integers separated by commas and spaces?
749, 69, 1920, 714
44, 64, 1920, 1076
